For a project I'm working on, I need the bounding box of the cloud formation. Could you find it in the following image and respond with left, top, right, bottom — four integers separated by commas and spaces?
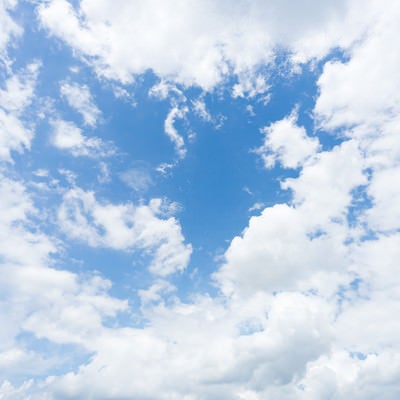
0, 1, 399, 399
38, 0, 353, 89
58, 188, 192, 276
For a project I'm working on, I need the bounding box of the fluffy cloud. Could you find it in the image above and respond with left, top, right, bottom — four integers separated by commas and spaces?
43, 291, 332, 400
314, 0, 400, 131
1, 1, 400, 399
38, 0, 355, 90
0, 173, 127, 389
58, 188, 192, 276
257, 110, 320, 169
216, 138, 367, 297
282, 140, 367, 222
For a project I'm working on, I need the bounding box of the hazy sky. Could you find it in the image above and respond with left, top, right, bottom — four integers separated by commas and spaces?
1, 0, 400, 398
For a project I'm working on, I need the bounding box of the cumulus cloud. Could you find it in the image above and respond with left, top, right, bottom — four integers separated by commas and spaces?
0, 173, 127, 390
1, 1, 400, 399
58, 188, 192, 276
257, 109, 320, 169
314, 1, 400, 131
42, 291, 333, 400
37, 0, 355, 90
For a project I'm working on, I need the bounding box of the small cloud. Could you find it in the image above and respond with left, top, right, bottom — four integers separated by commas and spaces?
148, 81, 185, 102
119, 163, 153, 192
50, 119, 115, 158
246, 104, 256, 116
97, 162, 111, 184
60, 82, 101, 127
138, 280, 176, 305
249, 202, 265, 212
33, 169, 49, 177
0, 62, 40, 114
58, 168, 77, 185
243, 186, 253, 196
164, 106, 188, 159
232, 74, 270, 99
112, 85, 136, 107
156, 162, 175, 175
192, 98, 212, 122
69, 66, 80, 74
256, 108, 320, 169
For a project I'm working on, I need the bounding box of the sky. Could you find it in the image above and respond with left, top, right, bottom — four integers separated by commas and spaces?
1, 0, 400, 398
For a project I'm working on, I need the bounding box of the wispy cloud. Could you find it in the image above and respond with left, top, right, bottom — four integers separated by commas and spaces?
50, 119, 114, 158
60, 82, 101, 127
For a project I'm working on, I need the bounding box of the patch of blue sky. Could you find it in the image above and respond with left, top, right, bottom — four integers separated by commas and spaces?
12, 331, 92, 383
347, 184, 374, 227
335, 277, 370, 318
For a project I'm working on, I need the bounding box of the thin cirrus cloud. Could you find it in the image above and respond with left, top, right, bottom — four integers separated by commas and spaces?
0, 0, 399, 399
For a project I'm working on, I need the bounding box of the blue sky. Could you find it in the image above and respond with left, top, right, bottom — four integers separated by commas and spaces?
1, 1, 400, 399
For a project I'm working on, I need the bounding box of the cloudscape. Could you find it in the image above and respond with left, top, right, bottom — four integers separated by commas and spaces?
1, 0, 400, 398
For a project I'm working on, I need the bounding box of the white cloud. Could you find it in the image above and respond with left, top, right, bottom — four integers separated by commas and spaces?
0, 63, 39, 162
366, 166, 400, 232
214, 204, 349, 297
0, 380, 32, 400
58, 188, 192, 276
248, 202, 264, 212
0, 62, 40, 113
0, 172, 127, 390
0, 0, 21, 58
138, 280, 176, 305
97, 161, 111, 183
232, 73, 269, 99
192, 98, 212, 122
215, 139, 367, 297
43, 290, 333, 400
50, 119, 114, 157
296, 350, 400, 400
314, 1, 400, 132
60, 81, 101, 126
149, 80, 185, 102
164, 106, 188, 159
0, 108, 32, 162
1, 1, 400, 399
257, 110, 320, 169
282, 140, 367, 222
38, 0, 355, 90
313, 0, 400, 237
